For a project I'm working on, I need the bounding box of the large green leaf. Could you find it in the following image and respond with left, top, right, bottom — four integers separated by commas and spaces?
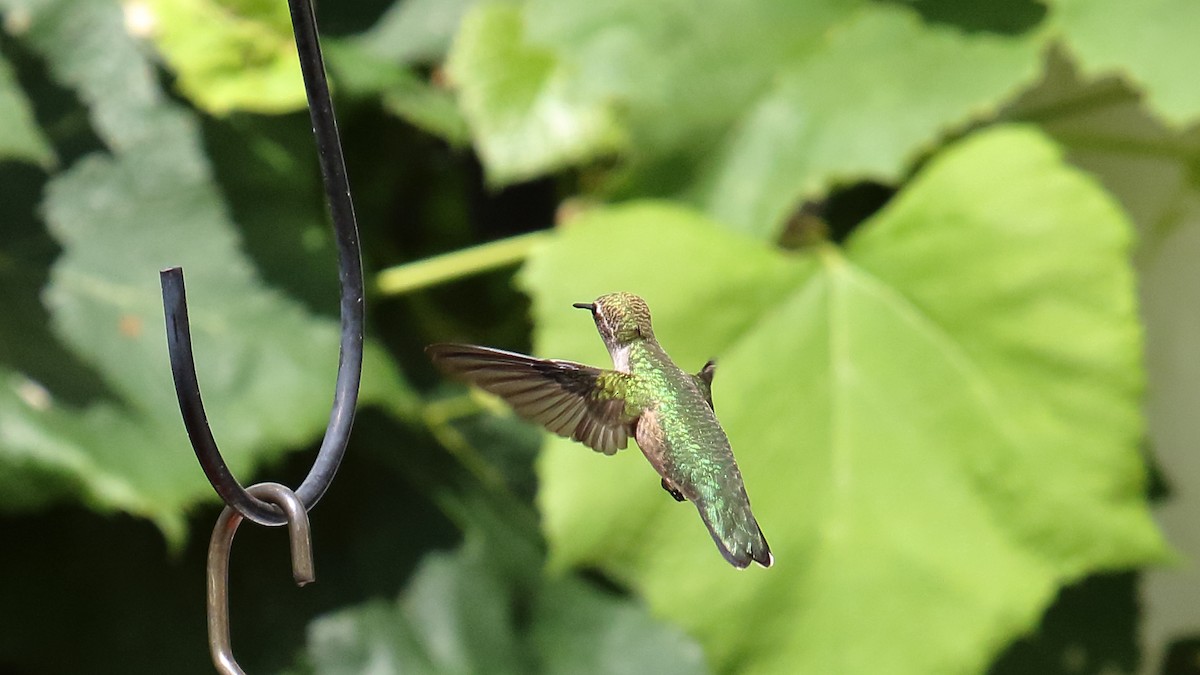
0, 0, 412, 540
518, 126, 1164, 673
448, 0, 1045, 238
1053, 0, 1200, 127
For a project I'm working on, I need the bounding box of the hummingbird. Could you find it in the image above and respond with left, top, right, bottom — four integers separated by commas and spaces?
426, 292, 772, 569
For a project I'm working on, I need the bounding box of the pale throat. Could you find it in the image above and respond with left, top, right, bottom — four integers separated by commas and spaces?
609, 344, 631, 372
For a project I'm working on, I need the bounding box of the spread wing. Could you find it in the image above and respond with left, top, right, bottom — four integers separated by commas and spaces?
427, 344, 639, 455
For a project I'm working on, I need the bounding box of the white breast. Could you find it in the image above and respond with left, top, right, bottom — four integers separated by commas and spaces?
610, 345, 631, 372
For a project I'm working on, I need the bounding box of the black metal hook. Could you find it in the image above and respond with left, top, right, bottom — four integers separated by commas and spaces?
160, 0, 363, 526
207, 483, 315, 675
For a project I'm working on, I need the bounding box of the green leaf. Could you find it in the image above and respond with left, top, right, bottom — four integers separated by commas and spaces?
448, 0, 1045, 237
300, 599, 434, 674
0, 0, 412, 540
446, 2, 628, 186
1054, 0, 1200, 127
300, 538, 707, 675
530, 578, 707, 675
0, 369, 150, 513
141, 0, 305, 115
519, 126, 1164, 673
306, 549, 524, 674
0, 51, 53, 166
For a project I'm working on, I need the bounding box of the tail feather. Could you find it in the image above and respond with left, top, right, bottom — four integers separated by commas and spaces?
697, 498, 772, 569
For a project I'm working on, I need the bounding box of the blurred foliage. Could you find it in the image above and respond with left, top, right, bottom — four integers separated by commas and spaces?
0, 49, 50, 165
0, 0, 1197, 674
291, 508, 705, 675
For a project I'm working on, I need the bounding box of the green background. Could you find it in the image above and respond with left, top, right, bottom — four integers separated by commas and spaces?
0, 0, 1197, 673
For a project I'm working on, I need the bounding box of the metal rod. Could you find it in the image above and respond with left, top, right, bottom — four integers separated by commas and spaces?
159, 0, 364, 525
207, 483, 315, 675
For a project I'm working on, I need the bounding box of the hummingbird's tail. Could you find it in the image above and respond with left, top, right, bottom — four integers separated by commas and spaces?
696, 497, 773, 569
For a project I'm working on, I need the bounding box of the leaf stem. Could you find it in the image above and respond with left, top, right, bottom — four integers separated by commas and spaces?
375, 231, 552, 295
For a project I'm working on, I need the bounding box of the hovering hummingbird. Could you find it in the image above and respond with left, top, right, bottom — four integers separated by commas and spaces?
427, 292, 772, 569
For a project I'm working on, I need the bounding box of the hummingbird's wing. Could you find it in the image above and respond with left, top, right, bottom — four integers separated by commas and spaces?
427, 344, 639, 455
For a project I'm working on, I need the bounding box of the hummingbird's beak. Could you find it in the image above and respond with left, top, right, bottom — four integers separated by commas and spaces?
572, 302, 596, 311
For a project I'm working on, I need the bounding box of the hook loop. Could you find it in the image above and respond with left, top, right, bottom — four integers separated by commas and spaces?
160, 0, 364, 526
207, 482, 315, 675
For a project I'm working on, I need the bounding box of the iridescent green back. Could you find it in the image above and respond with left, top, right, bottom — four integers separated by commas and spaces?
627, 341, 771, 568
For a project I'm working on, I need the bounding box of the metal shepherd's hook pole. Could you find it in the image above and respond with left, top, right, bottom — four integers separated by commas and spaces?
160, 0, 364, 527
159, 0, 364, 670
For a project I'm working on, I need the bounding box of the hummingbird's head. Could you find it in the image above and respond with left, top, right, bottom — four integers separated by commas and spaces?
573, 292, 654, 348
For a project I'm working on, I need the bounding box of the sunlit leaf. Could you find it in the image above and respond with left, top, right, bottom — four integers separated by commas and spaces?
519, 126, 1165, 673
141, 0, 305, 114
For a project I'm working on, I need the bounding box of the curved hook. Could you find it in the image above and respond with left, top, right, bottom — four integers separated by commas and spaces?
160, 0, 363, 526
208, 483, 315, 675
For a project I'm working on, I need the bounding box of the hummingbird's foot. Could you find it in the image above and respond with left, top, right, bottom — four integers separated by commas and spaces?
661, 477, 687, 502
